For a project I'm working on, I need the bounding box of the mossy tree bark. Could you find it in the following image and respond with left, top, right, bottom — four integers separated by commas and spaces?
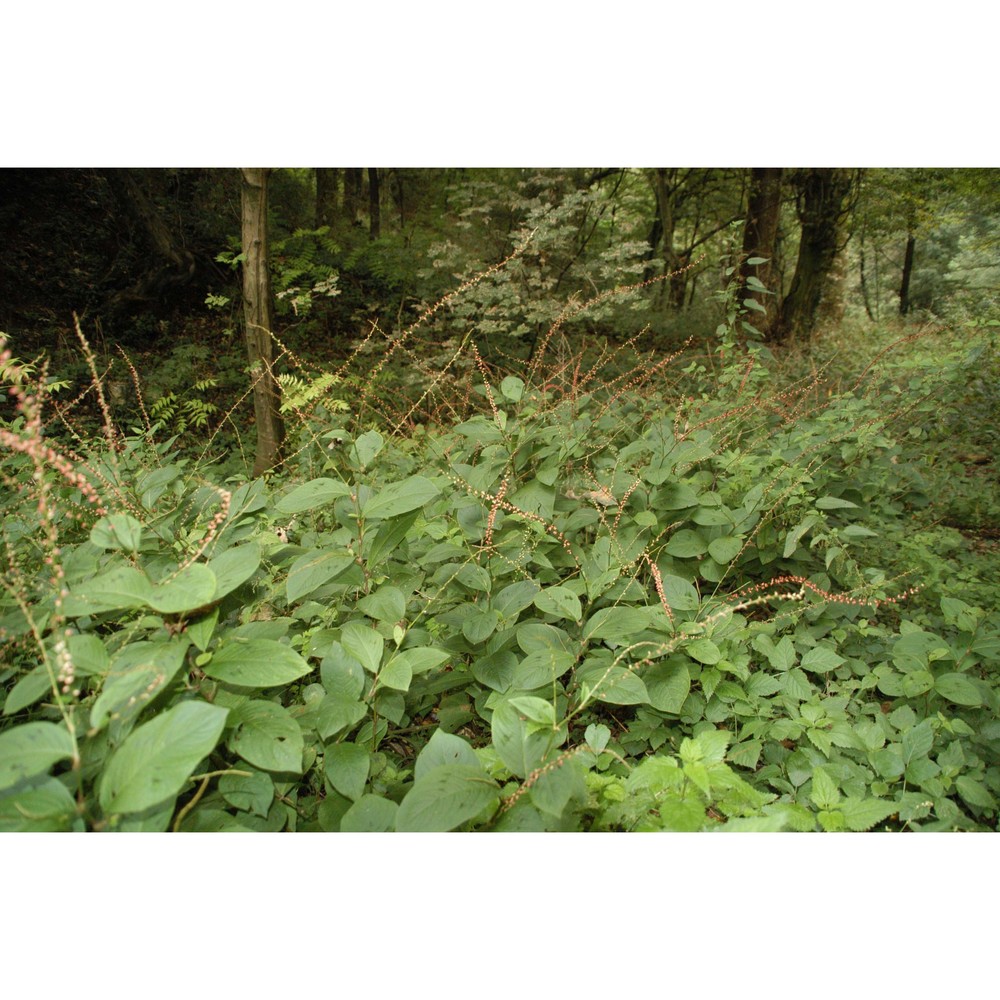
738, 167, 783, 337
775, 168, 855, 341
240, 168, 284, 477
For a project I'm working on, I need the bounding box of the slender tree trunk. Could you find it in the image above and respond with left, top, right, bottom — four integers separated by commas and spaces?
775, 168, 854, 341
899, 233, 916, 315
240, 168, 284, 476
738, 167, 783, 337
858, 223, 876, 321
343, 168, 363, 225
315, 168, 339, 229
368, 167, 381, 240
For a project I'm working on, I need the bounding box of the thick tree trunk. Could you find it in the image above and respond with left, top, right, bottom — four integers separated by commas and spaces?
315, 168, 339, 229
899, 233, 916, 315
738, 167, 783, 336
240, 168, 284, 477
368, 167, 381, 240
775, 169, 854, 341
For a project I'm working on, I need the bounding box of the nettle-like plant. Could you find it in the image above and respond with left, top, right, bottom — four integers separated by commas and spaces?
0, 255, 997, 832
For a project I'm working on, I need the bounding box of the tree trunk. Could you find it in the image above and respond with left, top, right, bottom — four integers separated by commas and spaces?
774, 169, 854, 341
240, 168, 284, 477
899, 233, 916, 315
315, 168, 339, 229
344, 168, 363, 225
368, 167, 381, 240
103, 169, 197, 305
738, 167, 783, 337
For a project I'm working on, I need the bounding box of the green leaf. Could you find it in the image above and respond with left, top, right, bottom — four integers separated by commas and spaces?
809, 767, 841, 810
357, 585, 406, 623
361, 475, 439, 520
533, 585, 582, 622
500, 375, 524, 402
386, 647, 450, 678
491, 699, 560, 777
461, 606, 501, 644
204, 639, 312, 688
61, 566, 153, 616
218, 769, 274, 817
147, 564, 218, 615
276, 477, 351, 514
664, 529, 708, 558
228, 700, 304, 773
578, 662, 649, 705
491, 580, 541, 619
708, 535, 743, 564
90, 513, 143, 553
207, 542, 262, 600
316, 695, 367, 741
508, 696, 556, 728
0, 722, 76, 793
340, 621, 384, 674
351, 430, 384, 469
99, 701, 228, 815
815, 496, 859, 510
800, 646, 845, 674
585, 724, 610, 754
0, 776, 80, 832
583, 606, 660, 642
836, 797, 897, 832
395, 765, 499, 832
4, 666, 51, 716
901, 720, 934, 765
783, 516, 819, 558
644, 659, 691, 713
955, 776, 996, 811
686, 638, 721, 665
325, 743, 370, 800
90, 640, 190, 730
529, 758, 583, 817
415, 730, 480, 779
378, 656, 412, 692
286, 549, 354, 603
340, 794, 398, 832
934, 672, 983, 707
513, 649, 575, 691
657, 574, 700, 612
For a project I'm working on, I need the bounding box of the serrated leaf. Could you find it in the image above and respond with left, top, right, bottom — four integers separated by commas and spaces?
955, 776, 996, 811
686, 638, 721, 665
901, 720, 934, 764
838, 797, 896, 831
203, 639, 312, 688
800, 646, 845, 674
809, 767, 840, 810
99, 701, 228, 814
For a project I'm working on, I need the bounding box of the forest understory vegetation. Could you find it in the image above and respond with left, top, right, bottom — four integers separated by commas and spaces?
0, 167, 997, 832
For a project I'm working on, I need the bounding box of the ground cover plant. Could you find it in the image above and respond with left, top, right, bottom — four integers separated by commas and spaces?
2, 264, 997, 834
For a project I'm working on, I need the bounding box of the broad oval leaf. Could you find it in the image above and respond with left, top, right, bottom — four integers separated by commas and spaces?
0, 722, 76, 793
361, 475, 439, 520
99, 701, 229, 815
90, 513, 143, 553
340, 794, 398, 832
286, 549, 354, 603
203, 639, 312, 688
325, 743, 370, 800
228, 700, 304, 773
147, 564, 218, 614
533, 586, 582, 622
934, 672, 984, 707
207, 542, 262, 600
276, 478, 352, 514
395, 765, 500, 832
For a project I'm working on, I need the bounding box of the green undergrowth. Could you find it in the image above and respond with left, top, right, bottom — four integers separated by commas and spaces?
1, 303, 998, 832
